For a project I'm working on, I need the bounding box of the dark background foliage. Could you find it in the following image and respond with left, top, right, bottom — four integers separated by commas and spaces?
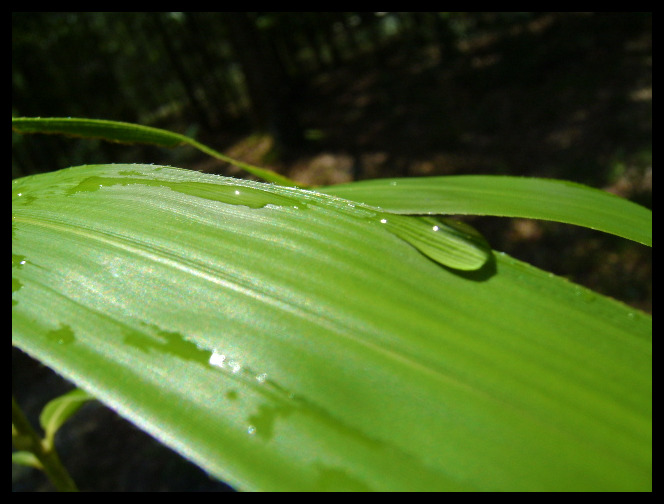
12, 12, 651, 491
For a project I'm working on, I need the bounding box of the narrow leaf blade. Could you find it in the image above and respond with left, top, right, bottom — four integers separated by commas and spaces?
12, 451, 43, 469
12, 117, 186, 147
11, 117, 302, 187
39, 388, 95, 442
320, 175, 652, 246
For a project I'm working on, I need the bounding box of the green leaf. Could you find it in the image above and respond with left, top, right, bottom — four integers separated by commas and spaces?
13, 166, 489, 272
12, 451, 43, 469
12, 164, 651, 491
39, 389, 95, 449
320, 175, 652, 246
11, 117, 303, 187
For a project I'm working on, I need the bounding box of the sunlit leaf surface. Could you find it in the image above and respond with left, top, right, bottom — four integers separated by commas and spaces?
12, 165, 651, 491
321, 175, 652, 246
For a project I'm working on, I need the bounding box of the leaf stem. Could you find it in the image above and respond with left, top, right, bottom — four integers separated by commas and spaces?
12, 396, 79, 492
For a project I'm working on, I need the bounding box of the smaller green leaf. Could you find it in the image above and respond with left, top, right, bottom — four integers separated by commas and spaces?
12, 451, 43, 469
12, 117, 185, 147
12, 117, 304, 187
39, 388, 94, 448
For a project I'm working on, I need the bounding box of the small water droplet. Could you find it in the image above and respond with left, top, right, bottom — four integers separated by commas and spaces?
432, 225, 439, 232
47, 324, 76, 345
247, 425, 256, 436
209, 351, 226, 368
229, 360, 242, 374
256, 373, 267, 384
380, 218, 388, 224
12, 254, 28, 269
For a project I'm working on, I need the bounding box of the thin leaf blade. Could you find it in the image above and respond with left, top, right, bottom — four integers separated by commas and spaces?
11, 117, 186, 147
11, 117, 302, 187
320, 175, 652, 246
40, 389, 95, 446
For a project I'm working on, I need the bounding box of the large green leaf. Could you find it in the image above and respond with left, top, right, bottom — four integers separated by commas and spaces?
320, 175, 652, 246
12, 165, 651, 491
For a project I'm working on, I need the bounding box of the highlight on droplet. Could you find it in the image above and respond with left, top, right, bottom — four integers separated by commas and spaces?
209, 350, 226, 368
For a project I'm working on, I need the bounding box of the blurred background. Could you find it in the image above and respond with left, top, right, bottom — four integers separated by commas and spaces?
12, 12, 651, 491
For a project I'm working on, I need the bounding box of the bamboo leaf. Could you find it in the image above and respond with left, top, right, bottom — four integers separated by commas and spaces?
12, 451, 43, 470
11, 117, 303, 187
12, 164, 651, 491
320, 175, 652, 246
39, 389, 95, 449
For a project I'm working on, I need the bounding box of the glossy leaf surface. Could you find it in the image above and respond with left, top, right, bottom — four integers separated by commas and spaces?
321, 175, 652, 246
12, 165, 651, 491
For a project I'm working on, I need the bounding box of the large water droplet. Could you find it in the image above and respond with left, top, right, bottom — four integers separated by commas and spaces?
375, 213, 491, 271
67, 175, 307, 210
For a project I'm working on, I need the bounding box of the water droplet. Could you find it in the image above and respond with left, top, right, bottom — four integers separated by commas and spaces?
12, 277, 23, 306
256, 373, 267, 384
247, 425, 256, 436
375, 214, 491, 271
12, 254, 28, 269
67, 175, 307, 210
209, 351, 226, 368
229, 360, 242, 374
46, 324, 76, 345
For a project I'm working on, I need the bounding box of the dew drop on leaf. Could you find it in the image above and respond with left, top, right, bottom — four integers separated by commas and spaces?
374, 213, 491, 271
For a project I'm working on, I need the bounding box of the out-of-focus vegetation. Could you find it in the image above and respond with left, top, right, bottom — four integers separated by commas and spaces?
12, 13, 651, 184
